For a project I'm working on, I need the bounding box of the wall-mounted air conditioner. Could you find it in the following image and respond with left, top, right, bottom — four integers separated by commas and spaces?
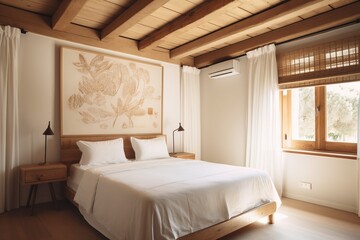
208, 59, 240, 79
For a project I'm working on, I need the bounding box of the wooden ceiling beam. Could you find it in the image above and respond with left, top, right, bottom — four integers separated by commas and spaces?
101, 0, 169, 40
194, 1, 360, 68
138, 0, 235, 51
171, 0, 339, 59
0, 4, 193, 66
52, 0, 88, 30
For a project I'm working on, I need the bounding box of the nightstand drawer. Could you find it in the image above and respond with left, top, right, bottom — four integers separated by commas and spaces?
23, 168, 67, 184
20, 163, 67, 185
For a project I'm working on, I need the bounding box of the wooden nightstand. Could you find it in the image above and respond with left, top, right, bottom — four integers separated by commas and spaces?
20, 163, 67, 215
170, 152, 195, 160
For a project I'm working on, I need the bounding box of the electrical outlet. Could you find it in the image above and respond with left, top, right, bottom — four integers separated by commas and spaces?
299, 182, 312, 190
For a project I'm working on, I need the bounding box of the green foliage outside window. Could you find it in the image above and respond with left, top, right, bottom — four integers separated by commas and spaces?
326, 82, 360, 143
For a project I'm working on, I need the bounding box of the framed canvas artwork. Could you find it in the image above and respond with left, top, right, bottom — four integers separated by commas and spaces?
60, 47, 163, 136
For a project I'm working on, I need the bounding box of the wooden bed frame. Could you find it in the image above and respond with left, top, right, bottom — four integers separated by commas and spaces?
60, 134, 277, 240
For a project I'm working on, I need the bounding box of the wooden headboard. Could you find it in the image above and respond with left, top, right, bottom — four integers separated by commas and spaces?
60, 134, 164, 169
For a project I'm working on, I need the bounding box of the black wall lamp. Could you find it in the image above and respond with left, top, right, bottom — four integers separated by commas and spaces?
172, 122, 184, 153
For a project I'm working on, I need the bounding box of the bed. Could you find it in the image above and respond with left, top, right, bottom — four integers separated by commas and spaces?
61, 134, 281, 240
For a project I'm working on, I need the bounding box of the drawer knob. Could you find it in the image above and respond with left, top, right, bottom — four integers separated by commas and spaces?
37, 174, 44, 180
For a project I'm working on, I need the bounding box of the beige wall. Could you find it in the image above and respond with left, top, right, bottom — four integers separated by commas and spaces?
283, 152, 357, 213
200, 57, 248, 166
18, 32, 181, 204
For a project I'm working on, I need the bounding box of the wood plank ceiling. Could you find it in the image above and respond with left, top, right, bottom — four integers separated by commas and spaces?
0, 0, 359, 68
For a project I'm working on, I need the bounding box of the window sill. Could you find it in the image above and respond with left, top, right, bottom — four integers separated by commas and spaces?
282, 149, 357, 160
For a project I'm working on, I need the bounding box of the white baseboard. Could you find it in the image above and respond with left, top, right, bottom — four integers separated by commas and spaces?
283, 192, 357, 213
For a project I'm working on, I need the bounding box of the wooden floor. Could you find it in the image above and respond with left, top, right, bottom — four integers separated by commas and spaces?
0, 198, 359, 240
221, 198, 360, 240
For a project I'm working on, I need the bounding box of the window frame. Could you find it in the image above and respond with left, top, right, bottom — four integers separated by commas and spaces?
281, 86, 357, 155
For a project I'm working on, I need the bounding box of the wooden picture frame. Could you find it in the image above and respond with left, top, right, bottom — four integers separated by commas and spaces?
60, 47, 163, 136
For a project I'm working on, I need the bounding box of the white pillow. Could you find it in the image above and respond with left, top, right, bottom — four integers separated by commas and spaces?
77, 138, 128, 166
131, 137, 170, 161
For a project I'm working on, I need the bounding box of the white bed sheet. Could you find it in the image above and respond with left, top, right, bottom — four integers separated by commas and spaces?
74, 158, 281, 240
67, 164, 94, 191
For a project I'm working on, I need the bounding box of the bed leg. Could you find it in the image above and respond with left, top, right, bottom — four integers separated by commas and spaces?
268, 214, 274, 224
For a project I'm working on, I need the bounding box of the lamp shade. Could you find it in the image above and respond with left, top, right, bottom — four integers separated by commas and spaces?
43, 121, 54, 135
177, 123, 184, 132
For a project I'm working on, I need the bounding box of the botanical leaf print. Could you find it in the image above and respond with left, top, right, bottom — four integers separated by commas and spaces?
87, 107, 114, 119
68, 94, 84, 110
67, 53, 158, 130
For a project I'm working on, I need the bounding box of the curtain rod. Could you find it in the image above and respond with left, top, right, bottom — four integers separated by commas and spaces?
276, 19, 360, 47
218, 20, 360, 64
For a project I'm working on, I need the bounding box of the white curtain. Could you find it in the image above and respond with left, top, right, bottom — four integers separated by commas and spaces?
245, 44, 283, 195
0, 25, 21, 213
357, 96, 360, 217
181, 66, 201, 159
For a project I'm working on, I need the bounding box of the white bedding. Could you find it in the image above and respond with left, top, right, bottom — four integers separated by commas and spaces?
74, 158, 281, 240
67, 164, 94, 191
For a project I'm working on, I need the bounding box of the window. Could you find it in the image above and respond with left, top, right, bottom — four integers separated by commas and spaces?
291, 87, 315, 141
278, 35, 360, 155
326, 82, 360, 143
282, 82, 360, 154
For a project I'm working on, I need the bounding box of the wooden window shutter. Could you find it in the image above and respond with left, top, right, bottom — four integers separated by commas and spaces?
277, 35, 360, 89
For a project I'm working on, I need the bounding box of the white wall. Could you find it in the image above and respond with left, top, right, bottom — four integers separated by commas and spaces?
200, 57, 248, 166
18, 32, 181, 205
200, 23, 360, 213
283, 152, 357, 213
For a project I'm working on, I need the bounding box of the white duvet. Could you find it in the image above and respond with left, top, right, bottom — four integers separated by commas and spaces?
74, 158, 281, 240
